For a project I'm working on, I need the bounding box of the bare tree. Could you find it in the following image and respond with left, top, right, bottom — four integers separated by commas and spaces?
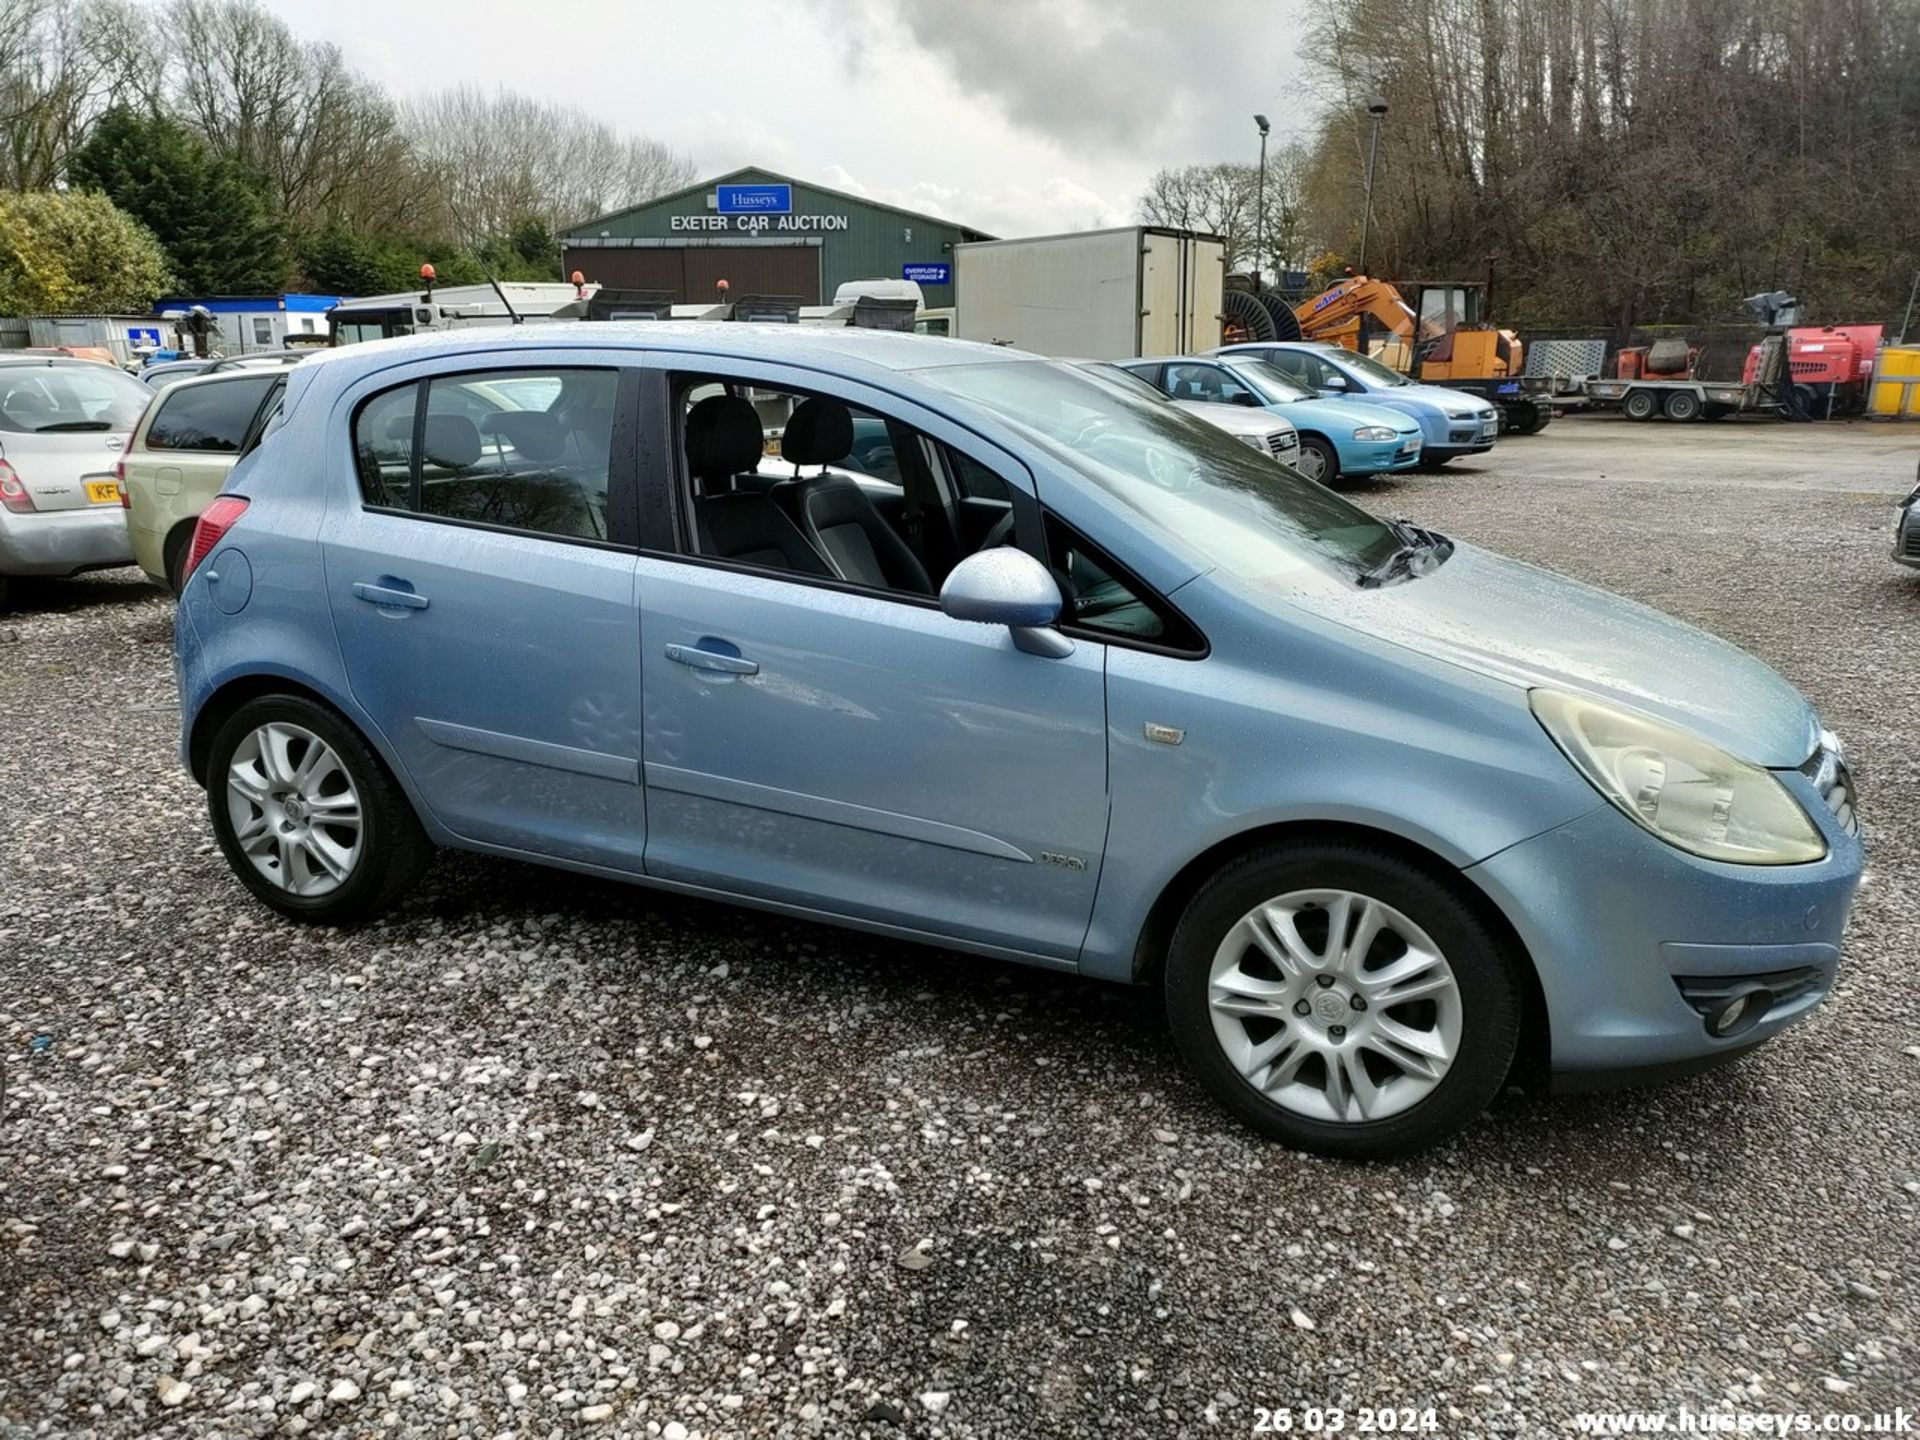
405, 85, 694, 249
1139, 146, 1310, 278
164, 0, 417, 231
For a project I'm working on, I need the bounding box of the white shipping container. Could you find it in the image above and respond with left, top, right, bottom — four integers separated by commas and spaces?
953, 227, 1224, 360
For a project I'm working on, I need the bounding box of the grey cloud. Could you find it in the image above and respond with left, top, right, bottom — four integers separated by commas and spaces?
842, 0, 1311, 157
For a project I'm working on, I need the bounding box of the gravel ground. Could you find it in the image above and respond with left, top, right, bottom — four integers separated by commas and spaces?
3, 415, 1917, 1438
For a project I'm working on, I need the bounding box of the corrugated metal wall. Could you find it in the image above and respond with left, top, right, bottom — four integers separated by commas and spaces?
563, 242, 823, 303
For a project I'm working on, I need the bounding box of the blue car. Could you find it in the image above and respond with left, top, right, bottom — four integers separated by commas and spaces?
1215, 341, 1502, 466
1121, 355, 1422, 484
174, 326, 1863, 1158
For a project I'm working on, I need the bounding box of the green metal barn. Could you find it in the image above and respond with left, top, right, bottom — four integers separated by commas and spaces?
560, 167, 991, 309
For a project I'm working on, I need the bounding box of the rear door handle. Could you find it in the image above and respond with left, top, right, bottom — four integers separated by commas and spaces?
665, 642, 758, 675
352, 582, 429, 611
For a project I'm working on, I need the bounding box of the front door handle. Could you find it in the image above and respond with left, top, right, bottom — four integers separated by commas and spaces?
352, 582, 429, 611
665, 642, 758, 676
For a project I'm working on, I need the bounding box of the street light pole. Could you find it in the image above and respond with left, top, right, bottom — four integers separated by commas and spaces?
1359, 94, 1388, 274
1253, 114, 1270, 293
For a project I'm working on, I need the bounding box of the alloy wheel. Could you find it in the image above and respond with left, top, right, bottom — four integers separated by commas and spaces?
1207, 888, 1463, 1123
225, 722, 364, 897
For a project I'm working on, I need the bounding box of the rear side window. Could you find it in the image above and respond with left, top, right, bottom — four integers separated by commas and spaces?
146, 376, 276, 452
351, 368, 619, 543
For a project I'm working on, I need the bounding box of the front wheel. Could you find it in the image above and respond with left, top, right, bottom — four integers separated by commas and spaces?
1164, 840, 1522, 1159
1292, 435, 1339, 485
206, 695, 432, 925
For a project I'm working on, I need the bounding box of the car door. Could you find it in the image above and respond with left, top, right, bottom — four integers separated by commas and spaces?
321, 354, 648, 874
634, 359, 1110, 963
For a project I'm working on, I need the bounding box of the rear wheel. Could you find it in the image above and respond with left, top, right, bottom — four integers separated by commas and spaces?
1662, 390, 1701, 421
206, 695, 432, 925
1164, 839, 1522, 1159
1292, 435, 1339, 485
163, 522, 196, 595
1621, 389, 1660, 421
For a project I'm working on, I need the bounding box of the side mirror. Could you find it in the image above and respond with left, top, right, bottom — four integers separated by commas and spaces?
939, 547, 1073, 658
1320, 375, 1349, 392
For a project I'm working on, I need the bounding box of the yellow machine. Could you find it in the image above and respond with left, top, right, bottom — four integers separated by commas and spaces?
1291, 274, 1551, 433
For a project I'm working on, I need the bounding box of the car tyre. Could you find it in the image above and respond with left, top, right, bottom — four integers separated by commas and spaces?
1662, 390, 1701, 422
1292, 435, 1340, 485
1415, 454, 1453, 470
1621, 389, 1660, 421
1163, 838, 1522, 1159
164, 522, 195, 596
206, 695, 432, 925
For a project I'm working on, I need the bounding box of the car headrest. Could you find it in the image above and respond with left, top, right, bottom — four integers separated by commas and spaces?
684, 394, 762, 479
421, 414, 481, 469
781, 397, 854, 466
481, 411, 566, 464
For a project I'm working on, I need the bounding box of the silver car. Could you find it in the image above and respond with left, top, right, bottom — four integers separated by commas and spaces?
1076, 360, 1301, 468
0, 357, 150, 607
1895, 458, 1920, 570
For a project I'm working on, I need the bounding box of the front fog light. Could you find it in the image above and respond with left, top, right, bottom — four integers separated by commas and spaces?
1531, 689, 1826, 865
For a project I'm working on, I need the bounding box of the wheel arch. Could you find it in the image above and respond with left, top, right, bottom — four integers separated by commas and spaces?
1125, 818, 1551, 1073
191, 673, 379, 788
161, 517, 199, 591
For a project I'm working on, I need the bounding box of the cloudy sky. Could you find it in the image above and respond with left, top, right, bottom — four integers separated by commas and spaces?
267, 0, 1316, 236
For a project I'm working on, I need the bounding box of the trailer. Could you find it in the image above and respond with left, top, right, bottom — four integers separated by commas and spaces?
1584, 334, 1788, 420
952, 226, 1224, 359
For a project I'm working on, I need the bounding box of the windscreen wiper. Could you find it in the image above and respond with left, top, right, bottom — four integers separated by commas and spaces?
35, 420, 113, 432
1356, 517, 1453, 589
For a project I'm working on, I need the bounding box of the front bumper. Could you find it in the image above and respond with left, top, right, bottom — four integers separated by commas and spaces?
1467, 772, 1863, 1080
1345, 436, 1424, 474
0, 504, 133, 576
1893, 502, 1920, 569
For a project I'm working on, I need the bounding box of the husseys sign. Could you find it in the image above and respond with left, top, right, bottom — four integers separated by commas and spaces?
670, 182, 849, 232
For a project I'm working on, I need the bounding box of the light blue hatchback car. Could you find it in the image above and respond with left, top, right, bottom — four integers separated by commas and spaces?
1216, 341, 1503, 466
174, 324, 1863, 1158
1121, 354, 1422, 485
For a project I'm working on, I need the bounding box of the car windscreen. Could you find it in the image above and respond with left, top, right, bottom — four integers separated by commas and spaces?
1219, 358, 1318, 405
0, 365, 152, 432
1335, 350, 1413, 387
921, 360, 1401, 583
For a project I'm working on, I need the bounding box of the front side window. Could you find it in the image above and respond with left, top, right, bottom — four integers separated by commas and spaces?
1164, 363, 1252, 406
352, 368, 619, 542
147, 376, 276, 452
920, 360, 1401, 584
673, 374, 1020, 598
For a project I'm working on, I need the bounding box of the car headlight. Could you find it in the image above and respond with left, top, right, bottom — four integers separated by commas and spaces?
1236, 432, 1267, 450
1353, 425, 1399, 441
1530, 689, 1826, 864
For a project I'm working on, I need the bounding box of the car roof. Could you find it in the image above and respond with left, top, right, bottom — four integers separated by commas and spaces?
158, 368, 286, 395
298, 322, 1028, 390
0, 354, 123, 371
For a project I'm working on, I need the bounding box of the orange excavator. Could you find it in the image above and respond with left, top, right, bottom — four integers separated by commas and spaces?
1222, 272, 1553, 433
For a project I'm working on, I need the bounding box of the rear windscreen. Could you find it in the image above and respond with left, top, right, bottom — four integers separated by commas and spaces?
0, 366, 151, 432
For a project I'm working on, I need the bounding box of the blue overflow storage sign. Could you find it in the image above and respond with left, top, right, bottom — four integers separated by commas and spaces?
716, 184, 792, 214
126, 326, 161, 347
903, 263, 951, 285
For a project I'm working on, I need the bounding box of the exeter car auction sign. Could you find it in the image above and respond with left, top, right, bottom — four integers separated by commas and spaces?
676, 184, 850, 233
